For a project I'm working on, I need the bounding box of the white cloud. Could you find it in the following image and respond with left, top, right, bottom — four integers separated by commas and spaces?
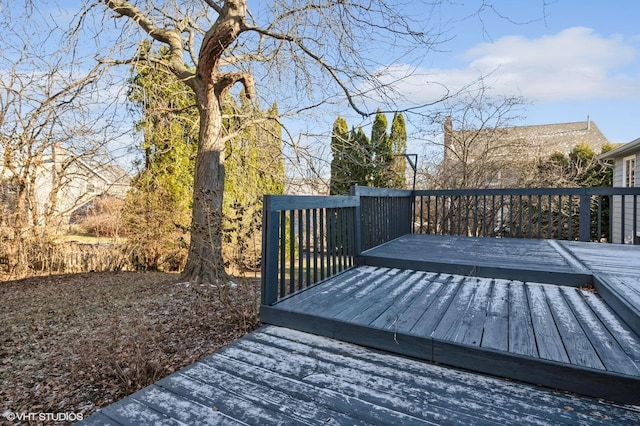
376, 27, 640, 107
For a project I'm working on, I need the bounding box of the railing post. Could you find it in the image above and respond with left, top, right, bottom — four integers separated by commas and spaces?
578, 192, 592, 242
354, 198, 362, 265
261, 195, 279, 306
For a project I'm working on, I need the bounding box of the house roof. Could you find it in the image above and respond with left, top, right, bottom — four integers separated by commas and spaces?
454, 120, 609, 156
598, 136, 640, 160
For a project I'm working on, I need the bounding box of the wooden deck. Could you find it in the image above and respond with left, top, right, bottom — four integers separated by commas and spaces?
361, 234, 594, 285
262, 235, 640, 405
80, 326, 640, 425
80, 234, 640, 424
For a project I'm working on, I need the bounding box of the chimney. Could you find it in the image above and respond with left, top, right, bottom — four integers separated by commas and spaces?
443, 116, 453, 162
587, 115, 591, 130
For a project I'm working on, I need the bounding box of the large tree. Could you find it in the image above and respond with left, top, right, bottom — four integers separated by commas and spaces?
329, 116, 351, 195
74, 0, 443, 283
125, 43, 284, 272
388, 112, 408, 188
370, 109, 391, 187
331, 112, 407, 193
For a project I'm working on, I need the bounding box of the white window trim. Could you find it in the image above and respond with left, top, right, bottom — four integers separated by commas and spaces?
623, 155, 636, 187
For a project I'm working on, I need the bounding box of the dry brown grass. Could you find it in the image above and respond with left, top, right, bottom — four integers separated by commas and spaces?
0, 271, 260, 424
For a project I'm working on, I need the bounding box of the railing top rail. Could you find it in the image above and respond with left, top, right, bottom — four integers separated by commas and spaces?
264, 194, 359, 211
351, 185, 413, 197
414, 187, 640, 197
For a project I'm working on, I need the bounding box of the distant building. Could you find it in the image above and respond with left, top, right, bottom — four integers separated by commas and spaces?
0, 146, 130, 230
443, 117, 610, 188
598, 137, 640, 244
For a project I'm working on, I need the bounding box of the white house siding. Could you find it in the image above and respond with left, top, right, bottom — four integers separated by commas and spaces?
611, 155, 640, 244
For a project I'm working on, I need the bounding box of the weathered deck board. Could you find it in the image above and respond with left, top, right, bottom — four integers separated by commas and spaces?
380, 275, 447, 332
594, 273, 640, 336
117, 384, 243, 425
544, 284, 605, 370
431, 276, 479, 342
350, 270, 426, 325
407, 275, 463, 336
559, 240, 640, 276
81, 326, 640, 425
582, 291, 640, 366
561, 286, 640, 375
276, 266, 380, 312
261, 327, 637, 424
457, 277, 493, 346
480, 279, 510, 351
508, 282, 538, 358
368, 271, 435, 329
92, 398, 189, 426
169, 359, 371, 425
527, 283, 569, 363
332, 268, 413, 323
313, 267, 398, 318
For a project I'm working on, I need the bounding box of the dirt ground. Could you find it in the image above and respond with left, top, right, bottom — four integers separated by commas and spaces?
0, 271, 260, 424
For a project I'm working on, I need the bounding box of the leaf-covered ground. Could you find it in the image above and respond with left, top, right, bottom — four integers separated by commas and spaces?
0, 271, 260, 424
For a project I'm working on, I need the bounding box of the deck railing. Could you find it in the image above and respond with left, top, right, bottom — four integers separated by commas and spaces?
262, 186, 640, 305
261, 195, 360, 305
352, 186, 413, 251
413, 187, 640, 244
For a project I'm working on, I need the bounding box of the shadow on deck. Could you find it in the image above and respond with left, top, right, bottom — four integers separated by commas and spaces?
261, 234, 640, 405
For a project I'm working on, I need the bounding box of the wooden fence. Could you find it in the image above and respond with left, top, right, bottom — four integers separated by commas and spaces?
0, 241, 133, 278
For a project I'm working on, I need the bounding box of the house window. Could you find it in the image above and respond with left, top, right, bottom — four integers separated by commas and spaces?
623, 155, 636, 187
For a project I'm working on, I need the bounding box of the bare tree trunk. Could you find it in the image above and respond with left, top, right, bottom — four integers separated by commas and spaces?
183, 92, 227, 283
181, 0, 249, 283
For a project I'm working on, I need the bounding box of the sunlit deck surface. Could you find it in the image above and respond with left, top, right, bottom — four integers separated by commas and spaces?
263, 235, 640, 405
81, 326, 640, 425
81, 235, 640, 425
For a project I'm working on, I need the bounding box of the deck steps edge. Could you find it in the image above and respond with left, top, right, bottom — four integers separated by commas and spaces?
261, 306, 640, 406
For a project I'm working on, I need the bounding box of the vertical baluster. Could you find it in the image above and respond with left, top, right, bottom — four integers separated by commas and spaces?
596, 196, 602, 242
557, 195, 563, 239
536, 195, 542, 239
313, 208, 319, 283
279, 210, 286, 299
305, 208, 311, 287
320, 207, 326, 280
568, 195, 573, 240
547, 194, 553, 239
434, 196, 439, 234
295, 209, 301, 290
634, 194, 638, 245
527, 194, 533, 239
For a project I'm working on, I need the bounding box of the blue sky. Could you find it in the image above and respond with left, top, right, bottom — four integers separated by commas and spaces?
31, 1, 640, 171
392, 1, 640, 144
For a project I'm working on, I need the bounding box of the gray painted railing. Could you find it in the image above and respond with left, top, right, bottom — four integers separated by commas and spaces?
414, 187, 640, 244
261, 186, 640, 305
261, 188, 415, 305
352, 186, 413, 251
261, 195, 360, 305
